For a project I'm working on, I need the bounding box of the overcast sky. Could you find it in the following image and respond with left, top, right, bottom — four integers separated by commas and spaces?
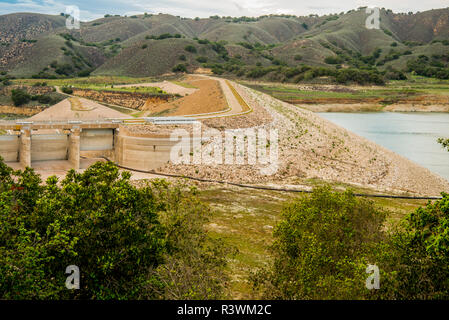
0, 0, 448, 21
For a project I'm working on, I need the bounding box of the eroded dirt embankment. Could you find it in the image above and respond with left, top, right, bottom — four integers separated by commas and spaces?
143, 77, 228, 116
0, 105, 43, 116
72, 89, 174, 110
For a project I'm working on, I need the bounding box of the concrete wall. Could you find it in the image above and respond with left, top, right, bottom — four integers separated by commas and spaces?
31, 134, 69, 161
115, 135, 180, 171
0, 128, 186, 172
0, 135, 19, 162
80, 129, 114, 151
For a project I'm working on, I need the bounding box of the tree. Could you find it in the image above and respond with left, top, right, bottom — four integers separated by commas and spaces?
184, 45, 197, 53
0, 161, 166, 299
380, 193, 449, 299
196, 56, 208, 63
438, 138, 449, 152
172, 64, 187, 73
324, 56, 343, 65
145, 180, 235, 299
61, 87, 73, 94
252, 187, 387, 299
0, 159, 230, 300
11, 89, 31, 106
252, 186, 449, 300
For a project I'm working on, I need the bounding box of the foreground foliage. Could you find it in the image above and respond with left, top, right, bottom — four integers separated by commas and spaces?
0, 159, 230, 299
253, 187, 449, 300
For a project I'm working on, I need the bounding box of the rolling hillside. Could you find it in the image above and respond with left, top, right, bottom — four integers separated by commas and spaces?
1, 8, 448, 80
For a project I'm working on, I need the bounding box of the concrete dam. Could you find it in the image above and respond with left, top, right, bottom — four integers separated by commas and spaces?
0, 121, 180, 172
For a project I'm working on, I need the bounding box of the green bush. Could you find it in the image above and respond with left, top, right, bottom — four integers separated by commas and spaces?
172, 64, 187, 73
439, 138, 449, 151
77, 70, 91, 77
55, 63, 74, 76
324, 56, 343, 64
11, 89, 31, 106
196, 56, 208, 63
61, 87, 73, 94
335, 69, 384, 85
0, 159, 231, 300
184, 45, 197, 53
253, 186, 449, 300
379, 193, 449, 299
34, 94, 52, 104
252, 187, 387, 299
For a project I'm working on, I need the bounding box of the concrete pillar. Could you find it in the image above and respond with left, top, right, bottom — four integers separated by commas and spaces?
114, 129, 123, 165
68, 128, 81, 170
19, 129, 31, 168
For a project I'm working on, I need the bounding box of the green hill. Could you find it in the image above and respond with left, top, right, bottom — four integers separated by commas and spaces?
1, 8, 448, 81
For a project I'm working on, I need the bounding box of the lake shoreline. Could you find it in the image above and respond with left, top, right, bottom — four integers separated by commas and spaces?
300, 103, 449, 113
319, 111, 449, 182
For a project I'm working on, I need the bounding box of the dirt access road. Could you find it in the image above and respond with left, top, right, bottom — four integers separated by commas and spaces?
54, 76, 248, 120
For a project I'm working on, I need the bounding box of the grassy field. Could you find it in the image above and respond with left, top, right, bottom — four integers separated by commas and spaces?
197, 180, 429, 299
170, 80, 199, 89
243, 77, 449, 106
0, 113, 28, 120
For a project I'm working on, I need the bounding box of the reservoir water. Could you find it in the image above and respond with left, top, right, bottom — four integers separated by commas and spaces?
318, 112, 449, 181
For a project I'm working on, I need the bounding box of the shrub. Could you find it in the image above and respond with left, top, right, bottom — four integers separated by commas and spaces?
77, 70, 91, 77
294, 54, 302, 61
179, 55, 186, 61
35, 95, 52, 104
335, 69, 384, 85
196, 56, 208, 63
0, 160, 231, 300
11, 89, 31, 106
184, 45, 197, 53
31, 94, 52, 104
324, 56, 343, 64
252, 187, 387, 299
172, 64, 187, 73
61, 87, 73, 94
55, 63, 74, 76
438, 138, 449, 151
379, 193, 449, 299
142, 44, 148, 49
272, 59, 286, 66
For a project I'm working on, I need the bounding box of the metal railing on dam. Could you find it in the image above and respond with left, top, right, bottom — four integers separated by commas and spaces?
0, 116, 199, 130
0, 119, 123, 130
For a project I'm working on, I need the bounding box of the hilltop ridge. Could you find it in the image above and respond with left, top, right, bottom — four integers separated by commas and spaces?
0, 8, 448, 80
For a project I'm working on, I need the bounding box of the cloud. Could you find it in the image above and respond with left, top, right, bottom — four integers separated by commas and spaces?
0, 0, 448, 20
